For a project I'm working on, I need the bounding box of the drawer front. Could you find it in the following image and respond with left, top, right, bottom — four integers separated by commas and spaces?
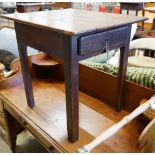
78, 26, 128, 56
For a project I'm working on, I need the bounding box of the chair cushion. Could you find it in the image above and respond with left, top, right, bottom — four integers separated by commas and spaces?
130, 38, 155, 51
83, 49, 116, 64
128, 56, 155, 69
80, 61, 155, 89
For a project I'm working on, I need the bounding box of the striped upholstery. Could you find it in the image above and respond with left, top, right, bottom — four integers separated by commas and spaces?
0, 27, 38, 57
80, 61, 155, 90
84, 50, 116, 63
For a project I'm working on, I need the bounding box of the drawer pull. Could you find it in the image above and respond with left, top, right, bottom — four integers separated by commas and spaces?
20, 118, 27, 126
105, 39, 110, 63
49, 145, 54, 151
105, 39, 110, 52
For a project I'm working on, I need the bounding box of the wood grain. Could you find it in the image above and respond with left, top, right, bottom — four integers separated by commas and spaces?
114, 25, 131, 111
1, 9, 148, 148
79, 64, 155, 112
3, 9, 147, 142
2, 9, 147, 36
140, 99, 155, 120
138, 118, 155, 152
16, 2, 71, 13
32, 53, 60, 67
0, 55, 146, 152
15, 23, 35, 109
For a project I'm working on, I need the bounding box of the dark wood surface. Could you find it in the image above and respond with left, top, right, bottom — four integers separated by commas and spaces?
2, 9, 147, 36
15, 23, 35, 109
0, 61, 24, 152
0, 55, 146, 153
79, 26, 129, 56
16, 2, 71, 13
2, 9, 147, 142
114, 26, 131, 111
63, 36, 79, 141
16, 3, 53, 13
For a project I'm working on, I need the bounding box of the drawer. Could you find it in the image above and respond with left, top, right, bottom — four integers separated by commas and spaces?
78, 26, 128, 56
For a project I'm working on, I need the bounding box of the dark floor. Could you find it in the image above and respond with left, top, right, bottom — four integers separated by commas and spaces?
0, 129, 48, 153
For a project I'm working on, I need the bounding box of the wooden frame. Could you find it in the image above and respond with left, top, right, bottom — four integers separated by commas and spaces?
28, 53, 155, 113
0, 54, 149, 152
79, 64, 155, 113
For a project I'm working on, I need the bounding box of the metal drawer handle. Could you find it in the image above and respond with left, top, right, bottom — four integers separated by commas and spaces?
105, 39, 110, 63
105, 39, 110, 52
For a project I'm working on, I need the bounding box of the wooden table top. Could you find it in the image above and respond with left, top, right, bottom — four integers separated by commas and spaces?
2, 9, 147, 35
120, 2, 144, 4
0, 55, 145, 152
16, 2, 53, 6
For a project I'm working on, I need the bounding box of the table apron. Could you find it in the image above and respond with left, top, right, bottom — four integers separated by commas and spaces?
15, 22, 64, 59
15, 22, 130, 62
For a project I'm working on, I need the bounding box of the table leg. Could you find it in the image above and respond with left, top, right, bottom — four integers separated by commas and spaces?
17, 43, 35, 108
115, 25, 131, 112
15, 23, 35, 108
63, 36, 79, 142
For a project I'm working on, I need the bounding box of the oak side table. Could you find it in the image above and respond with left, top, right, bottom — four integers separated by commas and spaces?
2, 9, 147, 142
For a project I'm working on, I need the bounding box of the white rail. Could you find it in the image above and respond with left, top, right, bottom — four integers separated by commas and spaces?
77, 95, 155, 153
